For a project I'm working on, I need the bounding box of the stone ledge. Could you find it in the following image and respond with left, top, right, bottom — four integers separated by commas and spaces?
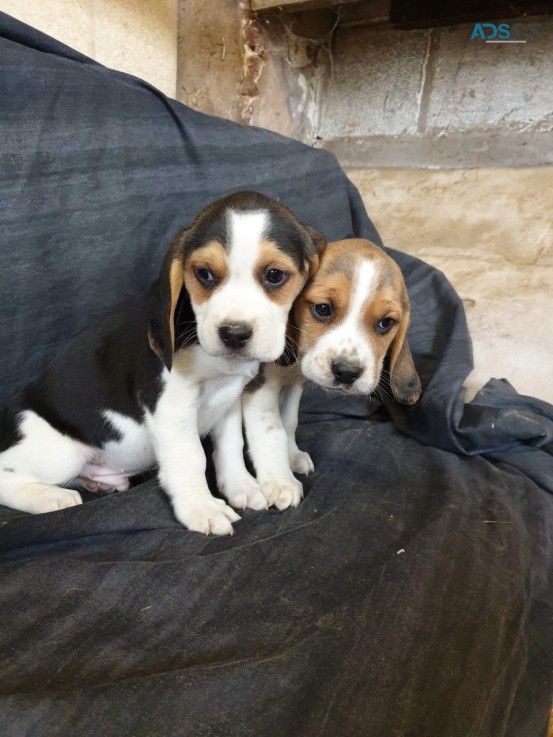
321, 130, 553, 168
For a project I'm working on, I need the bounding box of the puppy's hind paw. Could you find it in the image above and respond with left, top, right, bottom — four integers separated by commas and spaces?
50, 488, 82, 511
29, 487, 82, 514
290, 450, 314, 476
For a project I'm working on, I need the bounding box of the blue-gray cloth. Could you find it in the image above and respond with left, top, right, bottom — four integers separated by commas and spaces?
0, 12, 552, 737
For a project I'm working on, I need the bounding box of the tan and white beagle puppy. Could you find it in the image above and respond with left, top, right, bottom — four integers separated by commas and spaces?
0, 191, 325, 534
217, 238, 422, 511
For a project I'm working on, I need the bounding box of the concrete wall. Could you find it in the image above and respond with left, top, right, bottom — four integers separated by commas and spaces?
0, 0, 178, 97
319, 16, 553, 168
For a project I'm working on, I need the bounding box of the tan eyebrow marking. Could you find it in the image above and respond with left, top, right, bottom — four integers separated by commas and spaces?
294, 238, 409, 358
255, 239, 304, 306
184, 241, 228, 305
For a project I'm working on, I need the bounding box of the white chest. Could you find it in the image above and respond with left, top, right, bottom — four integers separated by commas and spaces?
180, 347, 259, 435
196, 373, 250, 436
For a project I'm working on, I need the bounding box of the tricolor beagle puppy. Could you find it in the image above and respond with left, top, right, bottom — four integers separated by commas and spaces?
0, 191, 325, 534
220, 238, 422, 510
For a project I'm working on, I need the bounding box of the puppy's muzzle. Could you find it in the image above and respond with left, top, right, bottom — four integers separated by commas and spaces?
218, 322, 253, 350
332, 360, 363, 386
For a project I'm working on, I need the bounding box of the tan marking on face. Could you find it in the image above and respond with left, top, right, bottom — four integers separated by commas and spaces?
256, 239, 305, 306
359, 248, 408, 372
292, 239, 375, 354
293, 238, 408, 359
360, 286, 404, 368
183, 241, 228, 306
167, 258, 185, 351
294, 270, 352, 353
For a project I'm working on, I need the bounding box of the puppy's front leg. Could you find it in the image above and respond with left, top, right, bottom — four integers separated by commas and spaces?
151, 391, 240, 535
242, 366, 303, 511
280, 381, 314, 476
211, 399, 268, 511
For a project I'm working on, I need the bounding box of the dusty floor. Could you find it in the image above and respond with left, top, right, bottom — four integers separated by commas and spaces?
348, 167, 553, 404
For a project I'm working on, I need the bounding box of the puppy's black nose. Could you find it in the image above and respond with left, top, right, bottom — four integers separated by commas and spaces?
332, 360, 362, 385
218, 323, 253, 349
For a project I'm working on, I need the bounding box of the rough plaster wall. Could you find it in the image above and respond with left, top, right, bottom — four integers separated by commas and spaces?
348, 167, 553, 403
323, 26, 430, 138
176, 0, 328, 140
426, 25, 552, 131
255, 16, 329, 141
0, 0, 178, 97
177, 0, 242, 119
320, 16, 553, 167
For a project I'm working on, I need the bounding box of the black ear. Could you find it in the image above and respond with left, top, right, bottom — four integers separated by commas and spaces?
303, 225, 327, 277
387, 309, 421, 405
148, 229, 188, 370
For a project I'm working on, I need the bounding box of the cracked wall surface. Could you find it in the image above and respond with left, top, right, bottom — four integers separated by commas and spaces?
176, 1, 330, 139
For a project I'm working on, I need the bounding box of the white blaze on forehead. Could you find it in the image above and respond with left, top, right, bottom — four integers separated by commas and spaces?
299, 256, 381, 392
342, 258, 377, 332
227, 209, 267, 279
192, 206, 288, 361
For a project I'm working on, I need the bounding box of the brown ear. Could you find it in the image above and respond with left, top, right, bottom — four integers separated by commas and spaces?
388, 311, 421, 405
148, 230, 188, 370
303, 225, 327, 277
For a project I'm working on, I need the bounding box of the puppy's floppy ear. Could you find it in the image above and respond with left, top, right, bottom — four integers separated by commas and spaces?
148, 229, 189, 370
303, 225, 327, 277
387, 306, 421, 405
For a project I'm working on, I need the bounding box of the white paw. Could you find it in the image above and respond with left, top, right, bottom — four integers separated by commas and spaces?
259, 475, 303, 511
29, 487, 82, 514
220, 473, 268, 511
290, 449, 314, 476
172, 495, 241, 535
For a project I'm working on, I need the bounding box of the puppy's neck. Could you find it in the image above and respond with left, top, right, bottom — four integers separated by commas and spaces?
171, 345, 259, 381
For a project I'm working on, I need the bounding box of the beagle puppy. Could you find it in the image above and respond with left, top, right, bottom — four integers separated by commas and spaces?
219, 238, 422, 510
0, 191, 325, 534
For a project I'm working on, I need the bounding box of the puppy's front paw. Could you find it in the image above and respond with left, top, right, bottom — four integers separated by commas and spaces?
259, 475, 303, 511
290, 449, 314, 476
173, 496, 240, 535
220, 472, 268, 511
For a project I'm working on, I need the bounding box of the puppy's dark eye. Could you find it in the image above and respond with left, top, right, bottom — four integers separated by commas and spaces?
195, 267, 217, 287
265, 268, 288, 287
312, 303, 332, 320
375, 317, 396, 334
